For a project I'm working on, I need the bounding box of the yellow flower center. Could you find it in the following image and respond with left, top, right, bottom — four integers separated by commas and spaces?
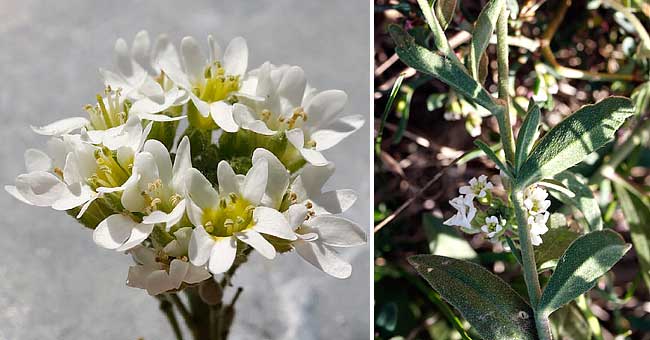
85, 87, 128, 131
87, 146, 132, 190
202, 193, 255, 238
196, 62, 241, 103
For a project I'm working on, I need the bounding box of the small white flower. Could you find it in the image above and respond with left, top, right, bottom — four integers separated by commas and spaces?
459, 175, 494, 198
443, 194, 478, 233
92, 136, 192, 252
186, 157, 296, 274
524, 185, 551, 216
288, 162, 357, 215
159, 35, 248, 132
127, 241, 211, 296
528, 212, 549, 246
284, 204, 366, 279
480, 216, 504, 239
235, 63, 364, 166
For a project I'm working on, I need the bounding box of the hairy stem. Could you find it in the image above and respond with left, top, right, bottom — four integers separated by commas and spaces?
496, 6, 516, 166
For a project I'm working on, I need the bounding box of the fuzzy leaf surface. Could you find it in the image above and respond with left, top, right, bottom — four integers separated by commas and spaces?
517, 97, 634, 187
515, 100, 540, 171
550, 172, 603, 231
409, 255, 537, 340
537, 230, 630, 314
434, 0, 457, 30
615, 183, 650, 293
469, 0, 505, 78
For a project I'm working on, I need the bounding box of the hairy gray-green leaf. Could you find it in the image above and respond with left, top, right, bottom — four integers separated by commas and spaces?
551, 172, 603, 231
423, 215, 477, 261
388, 24, 502, 115
515, 100, 540, 171
415, 0, 456, 58
469, 0, 505, 78
475, 140, 513, 177
517, 97, 634, 188
534, 227, 579, 272
550, 303, 592, 340
409, 255, 537, 339
614, 183, 650, 294
537, 230, 631, 314
434, 0, 457, 30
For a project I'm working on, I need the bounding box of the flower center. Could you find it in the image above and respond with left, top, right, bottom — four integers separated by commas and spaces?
202, 193, 255, 237
195, 62, 241, 103
87, 146, 132, 190
85, 87, 128, 131
140, 179, 182, 215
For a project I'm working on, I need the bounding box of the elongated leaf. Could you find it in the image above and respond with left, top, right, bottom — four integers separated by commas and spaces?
475, 140, 513, 178
435, 0, 457, 30
534, 227, 579, 272
388, 24, 502, 115
409, 255, 537, 340
515, 100, 541, 171
550, 303, 592, 340
552, 172, 603, 231
614, 183, 650, 293
423, 215, 477, 261
537, 230, 631, 314
375, 74, 405, 155
517, 97, 634, 188
415, 0, 456, 57
469, 0, 505, 78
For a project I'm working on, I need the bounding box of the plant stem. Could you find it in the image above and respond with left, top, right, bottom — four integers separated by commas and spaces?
496, 6, 516, 166
168, 293, 199, 339
511, 190, 553, 340
157, 296, 184, 340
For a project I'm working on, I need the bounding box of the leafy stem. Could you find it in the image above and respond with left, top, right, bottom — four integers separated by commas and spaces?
496, 6, 516, 166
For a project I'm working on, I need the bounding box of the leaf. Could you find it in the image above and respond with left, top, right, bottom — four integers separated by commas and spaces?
614, 183, 650, 294
537, 230, 631, 315
515, 100, 541, 171
423, 215, 477, 261
551, 172, 603, 231
375, 73, 405, 155
409, 255, 537, 340
517, 97, 634, 188
474, 140, 513, 178
388, 24, 503, 115
550, 303, 592, 340
434, 0, 457, 30
415, 0, 456, 57
534, 228, 580, 272
469, 0, 505, 78
477, 52, 489, 85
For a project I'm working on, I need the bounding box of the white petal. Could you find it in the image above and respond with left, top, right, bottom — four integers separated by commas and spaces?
93, 214, 138, 250
299, 148, 328, 166
121, 175, 145, 212
180, 36, 206, 85
210, 101, 239, 132
217, 161, 239, 195
207, 35, 221, 64
172, 136, 192, 192
305, 216, 367, 247
311, 115, 365, 151
143, 139, 172, 183
189, 92, 211, 117
313, 189, 357, 214
253, 207, 296, 240
189, 226, 215, 266
15, 171, 67, 206
134, 152, 159, 185
4, 185, 30, 204
184, 264, 212, 284
185, 168, 219, 210
114, 38, 134, 78
292, 163, 335, 198
277, 66, 306, 108
131, 30, 151, 70
146, 270, 175, 295
100, 69, 131, 93
223, 37, 248, 76
116, 222, 154, 251
305, 90, 347, 130
235, 229, 275, 259
126, 265, 151, 289
31, 117, 89, 136
185, 199, 204, 228
241, 158, 268, 205
293, 240, 352, 279
208, 237, 237, 274
142, 200, 186, 230
252, 148, 288, 208
285, 204, 308, 230
24, 149, 52, 173
76, 194, 99, 218
168, 259, 190, 289
51, 183, 94, 211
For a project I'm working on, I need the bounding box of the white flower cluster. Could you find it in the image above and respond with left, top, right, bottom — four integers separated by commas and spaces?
523, 185, 551, 246
5, 31, 365, 296
444, 175, 502, 239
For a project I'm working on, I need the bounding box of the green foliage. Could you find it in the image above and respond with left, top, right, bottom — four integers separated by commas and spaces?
409, 255, 537, 340
537, 230, 631, 315
434, 0, 457, 30
474, 140, 513, 177
551, 172, 603, 231
614, 183, 650, 293
549, 303, 592, 340
515, 100, 540, 172
469, 0, 505, 79
387, 24, 502, 116
517, 97, 635, 188
534, 228, 579, 272
376, 74, 406, 155
423, 215, 477, 261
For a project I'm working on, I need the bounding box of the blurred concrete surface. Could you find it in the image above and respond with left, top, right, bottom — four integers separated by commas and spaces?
0, 1, 370, 339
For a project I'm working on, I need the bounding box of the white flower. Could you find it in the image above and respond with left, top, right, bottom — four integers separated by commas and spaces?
127, 240, 211, 296
186, 157, 296, 274
234, 63, 364, 165
100, 30, 188, 120
443, 194, 478, 233
523, 185, 551, 216
480, 216, 504, 239
528, 212, 549, 246
284, 204, 366, 279
92, 136, 192, 251
288, 162, 357, 215
159, 35, 248, 132
459, 175, 494, 198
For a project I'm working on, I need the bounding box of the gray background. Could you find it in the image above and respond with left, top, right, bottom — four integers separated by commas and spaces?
0, 1, 370, 339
